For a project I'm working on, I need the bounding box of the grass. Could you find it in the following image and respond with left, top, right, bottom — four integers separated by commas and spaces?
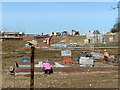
2, 39, 119, 59
2, 40, 26, 52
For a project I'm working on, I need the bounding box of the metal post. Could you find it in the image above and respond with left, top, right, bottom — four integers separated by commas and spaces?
30, 46, 35, 90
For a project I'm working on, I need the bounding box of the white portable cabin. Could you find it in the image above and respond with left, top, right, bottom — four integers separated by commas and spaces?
79, 57, 94, 67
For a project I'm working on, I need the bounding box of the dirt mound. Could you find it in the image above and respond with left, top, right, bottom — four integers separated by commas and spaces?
23, 35, 34, 41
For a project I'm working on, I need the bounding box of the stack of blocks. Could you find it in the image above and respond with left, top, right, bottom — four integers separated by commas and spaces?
62, 56, 72, 64
61, 50, 72, 64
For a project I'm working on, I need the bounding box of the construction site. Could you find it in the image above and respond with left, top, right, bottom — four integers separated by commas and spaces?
0, 31, 120, 89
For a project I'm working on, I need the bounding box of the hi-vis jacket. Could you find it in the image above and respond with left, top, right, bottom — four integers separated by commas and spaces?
104, 52, 109, 57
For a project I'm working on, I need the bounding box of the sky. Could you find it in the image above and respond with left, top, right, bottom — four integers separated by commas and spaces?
2, 2, 118, 34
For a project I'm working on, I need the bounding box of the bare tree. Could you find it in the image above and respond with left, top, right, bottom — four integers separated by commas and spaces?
110, 1, 120, 33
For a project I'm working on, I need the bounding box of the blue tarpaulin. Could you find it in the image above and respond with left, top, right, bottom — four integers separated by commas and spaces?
18, 58, 30, 62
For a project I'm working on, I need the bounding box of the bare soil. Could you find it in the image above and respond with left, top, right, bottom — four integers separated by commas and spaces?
1, 40, 119, 89
1, 56, 119, 89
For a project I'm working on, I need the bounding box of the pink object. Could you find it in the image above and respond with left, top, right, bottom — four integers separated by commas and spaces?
42, 62, 51, 70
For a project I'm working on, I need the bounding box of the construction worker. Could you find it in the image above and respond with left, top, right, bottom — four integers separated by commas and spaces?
42, 61, 53, 75
103, 49, 109, 62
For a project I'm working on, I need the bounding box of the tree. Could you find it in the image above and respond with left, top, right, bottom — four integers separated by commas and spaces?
111, 1, 120, 33
111, 23, 120, 33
